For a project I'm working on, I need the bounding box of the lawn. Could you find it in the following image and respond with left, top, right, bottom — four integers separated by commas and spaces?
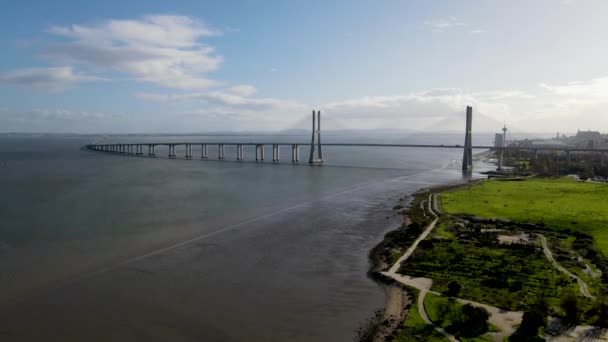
424, 293, 494, 342
440, 177, 608, 254
394, 289, 447, 342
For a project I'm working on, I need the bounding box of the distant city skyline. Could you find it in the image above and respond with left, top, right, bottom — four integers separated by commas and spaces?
1, 0, 608, 133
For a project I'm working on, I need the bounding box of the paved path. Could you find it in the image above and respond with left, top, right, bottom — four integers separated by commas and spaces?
384, 194, 458, 341
539, 235, 596, 300
383, 192, 523, 341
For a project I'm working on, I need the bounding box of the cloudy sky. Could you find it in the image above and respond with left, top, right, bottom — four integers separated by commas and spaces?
1, 0, 607, 133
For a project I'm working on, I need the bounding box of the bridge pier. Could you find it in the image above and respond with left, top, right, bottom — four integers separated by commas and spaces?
237, 144, 244, 160
201, 144, 208, 159
272, 144, 280, 162
309, 110, 323, 164
121, 145, 125, 154
292, 144, 300, 162
185, 144, 192, 158
257, 145, 265, 161
461, 106, 473, 171
218, 144, 225, 160
169, 145, 176, 157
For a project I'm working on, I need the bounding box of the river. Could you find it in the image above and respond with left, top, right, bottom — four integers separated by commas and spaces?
0, 133, 490, 341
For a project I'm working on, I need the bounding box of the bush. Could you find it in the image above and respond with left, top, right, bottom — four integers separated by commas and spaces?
446, 281, 462, 297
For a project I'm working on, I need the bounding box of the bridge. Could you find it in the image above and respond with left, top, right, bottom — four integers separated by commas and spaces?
86, 107, 608, 170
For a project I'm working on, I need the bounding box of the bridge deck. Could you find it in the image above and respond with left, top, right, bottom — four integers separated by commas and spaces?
86, 143, 608, 153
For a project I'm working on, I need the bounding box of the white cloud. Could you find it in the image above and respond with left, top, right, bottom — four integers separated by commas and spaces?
42, 15, 223, 90
227, 84, 257, 96
0, 67, 101, 91
424, 17, 465, 32
540, 77, 608, 98
136, 90, 304, 112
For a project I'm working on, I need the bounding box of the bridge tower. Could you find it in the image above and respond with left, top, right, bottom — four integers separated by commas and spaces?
462, 106, 473, 171
309, 110, 323, 164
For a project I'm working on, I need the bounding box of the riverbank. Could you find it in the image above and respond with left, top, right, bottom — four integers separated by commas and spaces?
367, 175, 608, 341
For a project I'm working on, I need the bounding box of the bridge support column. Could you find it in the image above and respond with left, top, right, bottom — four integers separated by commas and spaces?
272, 144, 280, 162
185, 144, 192, 158
169, 145, 176, 157
260, 145, 265, 161
236, 144, 244, 160
218, 144, 225, 160
462, 106, 473, 171
137, 145, 142, 155
201, 144, 208, 159
292, 144, 299, 162
309, 110, 323, 164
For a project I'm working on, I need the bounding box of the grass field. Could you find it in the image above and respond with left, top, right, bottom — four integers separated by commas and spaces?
440, 177, 608, 254
424, 293, 494, 342
394, 289, 447, 342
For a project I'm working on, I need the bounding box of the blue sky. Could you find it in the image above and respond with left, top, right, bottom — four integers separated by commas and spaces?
1, 0, 608, 133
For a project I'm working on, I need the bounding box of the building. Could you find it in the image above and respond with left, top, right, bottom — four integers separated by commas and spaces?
494, 133, 504, 148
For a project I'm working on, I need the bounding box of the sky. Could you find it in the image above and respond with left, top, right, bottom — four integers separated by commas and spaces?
1, 0, 608, 134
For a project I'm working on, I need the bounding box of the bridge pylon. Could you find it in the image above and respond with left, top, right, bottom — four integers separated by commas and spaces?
309, 110, 323, 164
462, 106, 473, 171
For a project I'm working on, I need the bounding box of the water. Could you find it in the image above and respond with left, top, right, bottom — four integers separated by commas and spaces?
0, 133, 489, 341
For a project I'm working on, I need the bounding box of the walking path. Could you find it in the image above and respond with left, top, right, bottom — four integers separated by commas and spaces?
382, 192, 523, 341
539, 235, 596, 300
383, 194, 458, 341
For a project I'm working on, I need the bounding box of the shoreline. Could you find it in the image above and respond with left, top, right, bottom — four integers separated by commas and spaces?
362, 155, 496, 341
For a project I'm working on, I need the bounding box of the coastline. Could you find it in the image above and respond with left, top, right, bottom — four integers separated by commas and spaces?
362, 154, 495, 341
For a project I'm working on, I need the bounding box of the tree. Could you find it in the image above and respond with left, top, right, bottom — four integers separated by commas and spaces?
596, 296, 608, 328
560, 289, 581, 325
446, 281, 462, 297
458, 304, 490, 337
519, 311, 546, 336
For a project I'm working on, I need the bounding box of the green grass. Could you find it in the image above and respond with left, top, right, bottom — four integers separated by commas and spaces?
424, 292, 494, 341
440, 177, 608, 254
394, 290, 447, 342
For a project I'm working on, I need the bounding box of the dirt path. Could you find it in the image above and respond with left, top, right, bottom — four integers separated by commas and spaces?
383, 193, 523, 341
539, 234, 596, 300
383, 194, 458, 341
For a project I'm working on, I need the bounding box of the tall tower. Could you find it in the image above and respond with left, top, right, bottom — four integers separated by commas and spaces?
309, 110, 323, 164
498, 124, 507, 170
461, 106, 473, 171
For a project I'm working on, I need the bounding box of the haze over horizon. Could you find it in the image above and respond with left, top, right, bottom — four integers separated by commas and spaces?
1, 0, 607, 134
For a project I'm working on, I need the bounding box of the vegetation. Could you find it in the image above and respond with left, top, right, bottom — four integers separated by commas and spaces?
440, 177, 608, 254
368, 191, 432, 274
393, 290, 447, 342
399, 222, 588, 312
424, 293, 491, 340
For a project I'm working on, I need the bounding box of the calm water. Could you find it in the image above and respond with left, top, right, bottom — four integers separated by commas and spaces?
0, 133, 489, 341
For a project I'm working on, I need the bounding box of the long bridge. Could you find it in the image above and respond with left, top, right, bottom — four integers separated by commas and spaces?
86, 107, 608, 170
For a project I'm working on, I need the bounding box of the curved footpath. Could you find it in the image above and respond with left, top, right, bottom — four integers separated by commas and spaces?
539, 235, 596, 300
382, 192, 523, 341
383, 194, 459, 342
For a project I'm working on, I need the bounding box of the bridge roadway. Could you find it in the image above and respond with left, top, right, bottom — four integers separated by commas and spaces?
86, 142, 608, 164
87, 142, 608, 152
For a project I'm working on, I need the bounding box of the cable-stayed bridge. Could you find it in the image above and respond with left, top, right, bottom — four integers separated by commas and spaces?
86, 107, 608, 171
